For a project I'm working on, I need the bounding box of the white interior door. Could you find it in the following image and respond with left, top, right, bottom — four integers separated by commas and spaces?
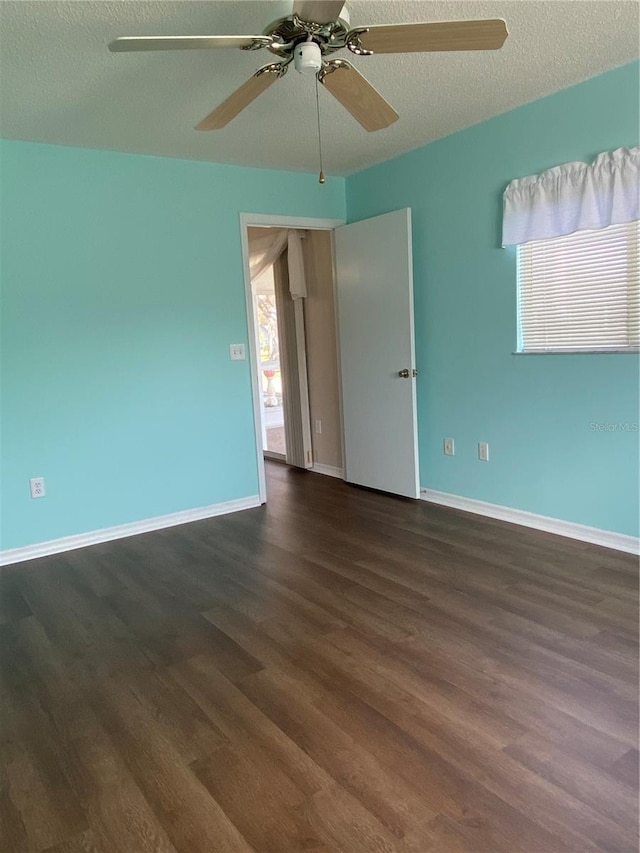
334, 208, 420, 498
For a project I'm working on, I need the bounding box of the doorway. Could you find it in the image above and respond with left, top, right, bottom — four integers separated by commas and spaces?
241, 214, 345, 503
242, 209, 420, 505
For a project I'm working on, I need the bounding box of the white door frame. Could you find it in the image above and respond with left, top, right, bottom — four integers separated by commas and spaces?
240, 213, 345, 504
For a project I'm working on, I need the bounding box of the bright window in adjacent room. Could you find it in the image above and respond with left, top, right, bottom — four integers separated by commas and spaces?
517, 220, 639, 353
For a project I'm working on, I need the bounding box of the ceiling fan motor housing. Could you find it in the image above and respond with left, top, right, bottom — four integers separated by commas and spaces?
294, 40, 322, 74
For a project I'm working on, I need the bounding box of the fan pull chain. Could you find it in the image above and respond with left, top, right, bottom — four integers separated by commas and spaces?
315, 75, 325, 184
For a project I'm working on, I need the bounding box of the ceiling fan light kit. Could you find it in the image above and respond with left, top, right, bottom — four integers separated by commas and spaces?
108, 1, 508, 176
294, 40, 323, 74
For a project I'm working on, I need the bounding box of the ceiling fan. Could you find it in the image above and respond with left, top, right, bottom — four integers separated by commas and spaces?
109, 1, 508, 133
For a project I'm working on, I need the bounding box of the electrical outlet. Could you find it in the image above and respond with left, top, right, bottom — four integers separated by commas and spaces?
30, 477, 46, 498
229, 343, 246, 361
443, 438, 455, 456
478, 442, 490, 462
315, 420, 322, 435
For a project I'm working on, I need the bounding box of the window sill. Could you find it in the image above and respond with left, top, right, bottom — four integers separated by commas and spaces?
512, 348, 640, 355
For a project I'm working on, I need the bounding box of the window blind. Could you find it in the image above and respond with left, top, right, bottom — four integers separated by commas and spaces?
518, 220, 639, 352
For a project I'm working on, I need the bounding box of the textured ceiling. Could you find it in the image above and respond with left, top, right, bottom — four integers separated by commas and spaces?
0, 1, 637, 176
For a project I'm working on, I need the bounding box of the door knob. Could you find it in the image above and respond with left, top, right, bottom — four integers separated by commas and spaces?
398, 369, 410, 378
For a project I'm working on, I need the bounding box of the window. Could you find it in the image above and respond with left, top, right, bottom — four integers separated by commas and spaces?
503, 148, 639, 354
517, 220, 639, 353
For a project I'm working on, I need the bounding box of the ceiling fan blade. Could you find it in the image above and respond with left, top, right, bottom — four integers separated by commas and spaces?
293, 1, 346, 24
108, 35, 273, 52
348, 19, 508, 55
318, 60, 398, 132
195, 63, 287, 131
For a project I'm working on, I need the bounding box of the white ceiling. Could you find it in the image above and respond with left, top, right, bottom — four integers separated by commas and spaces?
0, 1, 637, 176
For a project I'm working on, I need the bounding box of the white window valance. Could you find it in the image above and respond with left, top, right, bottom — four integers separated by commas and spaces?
502, 147, 640, 247
248, 228, 288, 281
248, 227, 308, 299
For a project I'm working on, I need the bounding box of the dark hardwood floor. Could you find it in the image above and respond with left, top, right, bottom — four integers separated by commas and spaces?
1, 460, 638, 853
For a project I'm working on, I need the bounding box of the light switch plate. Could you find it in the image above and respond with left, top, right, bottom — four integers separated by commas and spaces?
229, 343, 246, 361
478, 442, 490, 462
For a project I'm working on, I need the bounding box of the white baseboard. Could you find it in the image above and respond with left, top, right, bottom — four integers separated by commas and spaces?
421, 489, 639, 555
0, 495, 261, 567
311, 463, 344, 479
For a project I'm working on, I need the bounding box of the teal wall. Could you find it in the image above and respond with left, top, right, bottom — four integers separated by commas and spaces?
347, 62, 639, 537
0, 140, 345, 550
